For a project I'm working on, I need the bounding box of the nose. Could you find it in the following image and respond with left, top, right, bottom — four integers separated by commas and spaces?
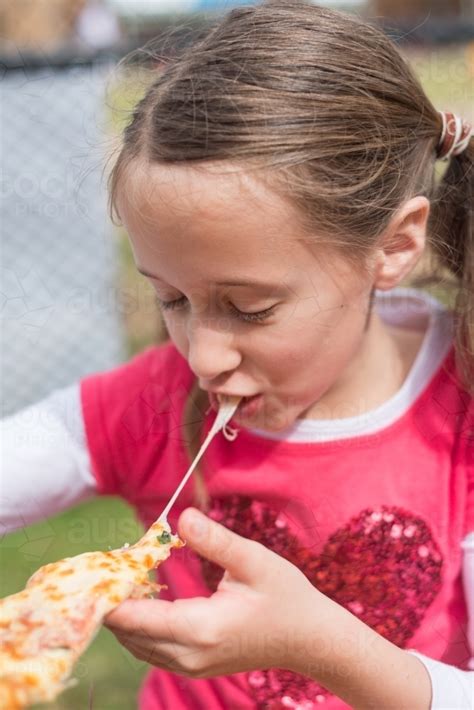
186, 318, 241, 381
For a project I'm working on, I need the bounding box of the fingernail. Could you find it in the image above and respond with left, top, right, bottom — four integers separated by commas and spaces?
186, 509, 207, 537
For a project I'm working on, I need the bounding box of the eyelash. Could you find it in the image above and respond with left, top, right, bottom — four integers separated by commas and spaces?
157, 296, 275, 323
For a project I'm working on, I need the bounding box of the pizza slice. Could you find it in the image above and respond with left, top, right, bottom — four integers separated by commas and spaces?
0, 518, 183, 709
0, 393, 241, 709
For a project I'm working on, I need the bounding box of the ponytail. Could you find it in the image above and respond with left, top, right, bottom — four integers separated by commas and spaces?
428, 137, 474, 393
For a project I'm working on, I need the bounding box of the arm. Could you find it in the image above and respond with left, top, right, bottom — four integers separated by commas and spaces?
105, 509, 474, 710
293, 597, 433, 710
296, 528, 474, 709
297, 606, 473, 710
0, 383, 97, 534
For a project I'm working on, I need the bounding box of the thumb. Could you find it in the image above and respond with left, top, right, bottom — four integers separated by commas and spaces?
178, 507, 263, 584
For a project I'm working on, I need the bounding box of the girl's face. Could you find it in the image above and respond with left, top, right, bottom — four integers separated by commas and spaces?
117, 161, 376, 431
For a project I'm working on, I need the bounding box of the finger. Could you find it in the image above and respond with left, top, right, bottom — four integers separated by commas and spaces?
104, 597, 202, 650
116, 633, 201, 675
104, 598, 173, 634
112, 629, 172, 659
178, 507, 266, 584
108, 623, 181, 655
119, 637, 176, 669
107, 622, 185, 668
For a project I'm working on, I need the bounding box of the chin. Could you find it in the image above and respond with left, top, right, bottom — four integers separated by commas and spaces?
241, 405, 297, 432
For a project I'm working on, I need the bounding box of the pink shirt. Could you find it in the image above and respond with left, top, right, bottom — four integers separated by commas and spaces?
79, 289, 474, 710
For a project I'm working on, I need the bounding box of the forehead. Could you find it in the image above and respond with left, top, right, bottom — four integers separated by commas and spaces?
118, 160, 303, 240
116, 160, 335, 286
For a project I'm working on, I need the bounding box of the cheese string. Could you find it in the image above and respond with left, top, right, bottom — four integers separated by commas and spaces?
158, 396, 241, 523
223, 423, 239, 441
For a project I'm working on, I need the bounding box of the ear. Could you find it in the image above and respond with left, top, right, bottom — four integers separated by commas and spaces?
372, 196, 430, 291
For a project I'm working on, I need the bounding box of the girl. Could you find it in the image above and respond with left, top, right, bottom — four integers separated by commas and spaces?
2, 1, 473, 708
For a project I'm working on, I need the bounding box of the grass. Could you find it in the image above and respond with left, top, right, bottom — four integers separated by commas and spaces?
1, 42, 472, 709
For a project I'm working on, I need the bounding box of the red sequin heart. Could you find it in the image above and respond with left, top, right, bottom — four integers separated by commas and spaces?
200, 496, 443, 709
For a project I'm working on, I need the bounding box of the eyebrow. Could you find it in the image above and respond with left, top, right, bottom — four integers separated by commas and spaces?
136, 266, 285, 290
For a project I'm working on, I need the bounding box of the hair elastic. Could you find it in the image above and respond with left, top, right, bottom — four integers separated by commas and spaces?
436, 111, 473, 161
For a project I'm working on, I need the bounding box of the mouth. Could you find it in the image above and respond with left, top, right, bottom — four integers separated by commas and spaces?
207, 392, 263, 418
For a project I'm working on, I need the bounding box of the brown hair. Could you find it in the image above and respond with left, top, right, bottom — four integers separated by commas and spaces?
107, 0, 473, 493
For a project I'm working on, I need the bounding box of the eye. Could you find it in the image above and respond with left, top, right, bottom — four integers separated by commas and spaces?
156, 296, 275, 323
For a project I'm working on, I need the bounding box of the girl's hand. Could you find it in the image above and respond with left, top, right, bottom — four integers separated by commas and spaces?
104, 507, 339, 679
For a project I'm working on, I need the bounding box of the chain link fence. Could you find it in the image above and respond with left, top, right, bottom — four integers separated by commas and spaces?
1, 55, 128, 417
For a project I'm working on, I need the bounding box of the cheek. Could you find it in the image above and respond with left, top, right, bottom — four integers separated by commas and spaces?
268, 301, 365, 375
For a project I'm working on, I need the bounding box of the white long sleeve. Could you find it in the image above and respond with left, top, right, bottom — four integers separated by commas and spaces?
406, 650, 474, 709
0, 383, 98, 536
462, 532, 474, 672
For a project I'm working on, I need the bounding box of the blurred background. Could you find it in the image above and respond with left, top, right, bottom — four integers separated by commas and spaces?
1, 1, 473, 708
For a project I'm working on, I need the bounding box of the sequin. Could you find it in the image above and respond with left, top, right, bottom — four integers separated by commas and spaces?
249, 671, 266, 689
390, 524, 403, 538
347, 600, 364, 615
199, 497, 443, 709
